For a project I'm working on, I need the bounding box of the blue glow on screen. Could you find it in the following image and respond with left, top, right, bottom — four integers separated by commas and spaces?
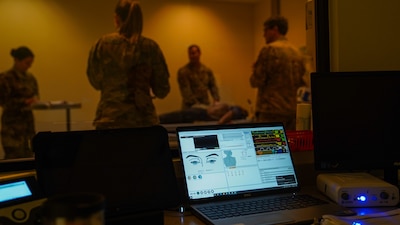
0, 181, 32, 203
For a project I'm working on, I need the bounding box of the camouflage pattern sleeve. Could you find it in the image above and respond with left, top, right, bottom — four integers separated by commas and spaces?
207, 70, 220, 101
0, 70, 38, 111
250, 46, 271, 88
177, 64, 218, 109
0, 73, 8, 106
31, 73, 39, 98
177, 67, 197, 108
250, 39, 307, 116
148, 41, 170, 99
86, 34, 170, 128
87, 40, 104, 90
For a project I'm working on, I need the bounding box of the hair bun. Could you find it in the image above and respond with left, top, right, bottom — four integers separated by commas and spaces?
10, 46, 34, 60
10, 49, 16, 57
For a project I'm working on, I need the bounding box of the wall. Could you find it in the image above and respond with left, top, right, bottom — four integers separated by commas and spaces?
0, 0, 257, 133
0, 0, 306, 158
329, 0, 400, 71
141, 0, 256, 118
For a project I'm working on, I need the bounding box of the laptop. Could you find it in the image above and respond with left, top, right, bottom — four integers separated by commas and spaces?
176, 122, 351, 225
33, 125, 180, 225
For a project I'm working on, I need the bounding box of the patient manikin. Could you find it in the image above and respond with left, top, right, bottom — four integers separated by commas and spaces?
159, 103, 248, 124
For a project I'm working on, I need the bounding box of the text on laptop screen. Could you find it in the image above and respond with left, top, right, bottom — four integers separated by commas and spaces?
178, 125, 298, 200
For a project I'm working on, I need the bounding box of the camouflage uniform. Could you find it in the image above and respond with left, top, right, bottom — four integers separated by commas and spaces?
177, 63, 220, 109
0, 69, 39, 159
87, 33, 170, 129
250, 37, 306, 130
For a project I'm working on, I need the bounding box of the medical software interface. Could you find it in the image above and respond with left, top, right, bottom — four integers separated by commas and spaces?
179, 126, 298, 200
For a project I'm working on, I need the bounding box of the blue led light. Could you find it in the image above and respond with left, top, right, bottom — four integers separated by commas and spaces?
357, 195, 367, 202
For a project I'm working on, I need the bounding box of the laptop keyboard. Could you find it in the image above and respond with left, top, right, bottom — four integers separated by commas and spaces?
197, 194, 328, 220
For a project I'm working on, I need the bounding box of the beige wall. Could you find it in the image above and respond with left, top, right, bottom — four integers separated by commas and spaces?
329, 0, 400, 71
0, 0, 306, 133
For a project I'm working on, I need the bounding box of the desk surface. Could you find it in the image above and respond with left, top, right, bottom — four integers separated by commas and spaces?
165, 211, 205, 225
163, 205, 400, 225
162, 183, 400, 225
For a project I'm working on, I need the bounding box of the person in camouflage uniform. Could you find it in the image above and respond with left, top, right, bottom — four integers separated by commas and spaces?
177, 45, 220, 110
0, 46, 39, 159
87, 0, 170, 130
250, 16, 306, 130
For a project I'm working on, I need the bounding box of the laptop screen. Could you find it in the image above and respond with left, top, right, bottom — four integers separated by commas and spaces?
177, 123, 299, 201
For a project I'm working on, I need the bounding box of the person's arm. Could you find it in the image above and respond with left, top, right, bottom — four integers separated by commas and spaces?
177, 68, 197, 108
33, 75, 39, 99
207, 69, 220, 102
149, 40, 170, 99
86, 39, 104, 91
0, 73, 32, 107
250, 46, 273, 88
0, 74, 8, 106
218, 110, 234, 124
30, 75, 40, 103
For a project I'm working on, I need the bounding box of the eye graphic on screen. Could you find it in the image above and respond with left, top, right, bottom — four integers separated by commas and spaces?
186, 153, 219, 167
205, 153, 219, 164
187, 155, 203, 166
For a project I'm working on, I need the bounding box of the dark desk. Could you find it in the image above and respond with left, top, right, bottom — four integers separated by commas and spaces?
32, 101, 82, 131
165, 211, 205, 225
163, 204, 399, 225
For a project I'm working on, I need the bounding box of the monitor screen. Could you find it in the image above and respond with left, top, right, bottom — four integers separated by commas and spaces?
0, 173, 43, 208
0, 180, 32, 203
311, 71, 400, 185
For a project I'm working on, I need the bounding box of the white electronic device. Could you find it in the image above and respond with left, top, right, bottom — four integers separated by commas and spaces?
0, 172, 47, 225
317, 172, 399, 207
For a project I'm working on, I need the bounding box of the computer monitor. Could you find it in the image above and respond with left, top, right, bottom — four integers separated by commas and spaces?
311, 71, 400, 186
33, 125, 180, 224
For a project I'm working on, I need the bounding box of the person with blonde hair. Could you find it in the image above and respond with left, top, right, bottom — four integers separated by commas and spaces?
87, 0, 170, 129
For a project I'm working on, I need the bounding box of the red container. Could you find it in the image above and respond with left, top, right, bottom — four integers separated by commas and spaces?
286, 130, 313, 151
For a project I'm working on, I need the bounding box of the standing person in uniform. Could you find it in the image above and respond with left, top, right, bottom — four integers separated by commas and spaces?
0, 46, 39, 159
250, 16, 306, 130
87, 0, 170, 130
177, 45, 220, 110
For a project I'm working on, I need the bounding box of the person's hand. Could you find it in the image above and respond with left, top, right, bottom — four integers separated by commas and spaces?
218, 110, 233, 124
25, 97, 38, 106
